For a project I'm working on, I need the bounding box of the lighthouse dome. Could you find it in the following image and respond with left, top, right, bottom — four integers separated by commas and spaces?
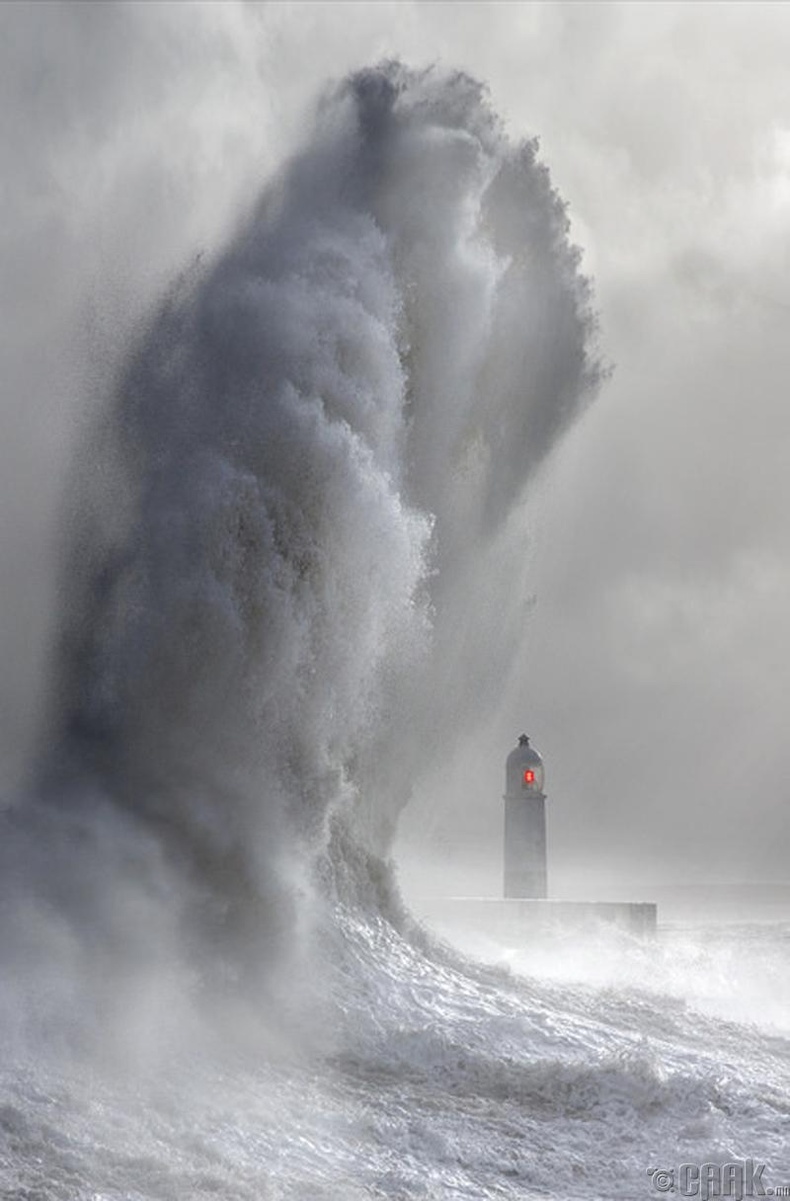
505, 734, 545, 795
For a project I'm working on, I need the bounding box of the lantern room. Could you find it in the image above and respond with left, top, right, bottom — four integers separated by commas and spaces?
505, 734, 545, 796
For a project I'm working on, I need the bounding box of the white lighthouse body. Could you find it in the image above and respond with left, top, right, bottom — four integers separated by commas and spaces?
503, 734, 547, 899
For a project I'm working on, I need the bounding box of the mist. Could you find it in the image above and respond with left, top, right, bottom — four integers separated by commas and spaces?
3, 2, 790, 923
3, 7, 790, 1199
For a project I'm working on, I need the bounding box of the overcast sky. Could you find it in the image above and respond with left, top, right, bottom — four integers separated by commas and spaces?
2, 2, 789, 888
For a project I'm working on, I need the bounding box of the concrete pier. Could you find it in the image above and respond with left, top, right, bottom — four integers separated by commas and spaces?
419, 896, 658, 939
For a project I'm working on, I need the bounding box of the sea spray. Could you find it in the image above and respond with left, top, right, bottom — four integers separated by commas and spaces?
5, 63, 601, 1032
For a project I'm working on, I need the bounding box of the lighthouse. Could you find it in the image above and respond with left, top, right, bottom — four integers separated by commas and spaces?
412, 733, 656, 936
503, 734, 547, 899
412, 733, 656, 937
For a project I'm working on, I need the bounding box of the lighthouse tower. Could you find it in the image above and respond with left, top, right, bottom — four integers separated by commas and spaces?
413, 734, 656, 936
503, 734, 547, 899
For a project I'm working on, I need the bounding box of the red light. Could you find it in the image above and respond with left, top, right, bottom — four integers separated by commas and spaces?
523, 769, 535, 785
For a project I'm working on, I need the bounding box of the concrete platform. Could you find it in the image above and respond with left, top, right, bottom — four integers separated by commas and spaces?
419, 896, 658, 939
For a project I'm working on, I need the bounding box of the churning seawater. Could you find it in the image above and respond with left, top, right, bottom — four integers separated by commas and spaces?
2, 909, 790, 1199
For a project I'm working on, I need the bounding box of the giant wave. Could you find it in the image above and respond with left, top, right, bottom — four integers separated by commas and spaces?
1, 62, 600, 1017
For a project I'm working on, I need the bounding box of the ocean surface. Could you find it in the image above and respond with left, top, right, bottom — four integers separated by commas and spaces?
2, 896, 790, 1200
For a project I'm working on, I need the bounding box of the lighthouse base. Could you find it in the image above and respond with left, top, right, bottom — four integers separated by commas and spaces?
416, 896, 657, 939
